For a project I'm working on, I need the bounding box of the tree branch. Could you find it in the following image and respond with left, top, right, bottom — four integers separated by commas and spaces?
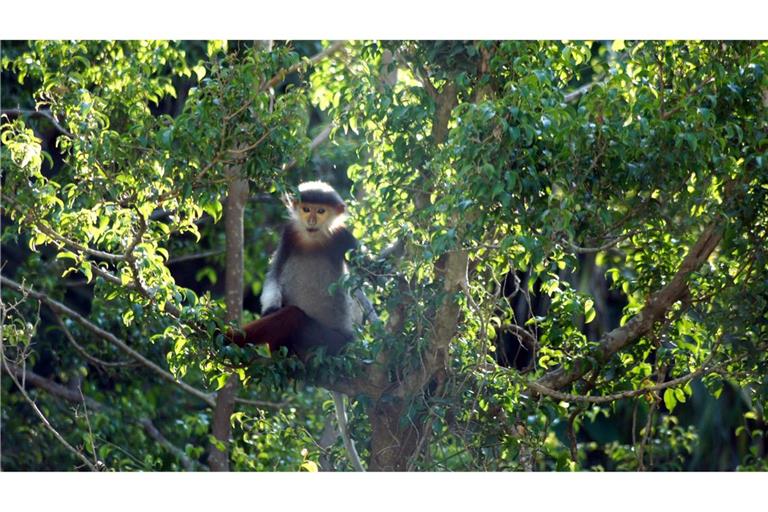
167, 249, 225, 265
563, 230, 637, 254
661, 76, 716, 120
564, 82, 597, 103
209, 129, 251, 472
226, 126, 276, 156
528, 359, 725, 404
281, 123, 334, 172
331, 391, 365, 471
2, 108, 74, 138
2, 362, 203, 471
2, 194, 125, 262
1, 275, 217, 407
532, 220, 723, 394
53, 312, 134, 369
137, 417, 201, 471
500, 324, 538, 349
261, 41, 347, 92
0, 357, 98, 471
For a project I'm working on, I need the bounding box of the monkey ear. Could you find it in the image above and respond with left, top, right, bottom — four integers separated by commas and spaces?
282, 192, 295, 210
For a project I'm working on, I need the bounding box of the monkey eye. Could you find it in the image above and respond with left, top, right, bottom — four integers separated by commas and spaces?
302, 207, 310, 213
317, 208, 326, 214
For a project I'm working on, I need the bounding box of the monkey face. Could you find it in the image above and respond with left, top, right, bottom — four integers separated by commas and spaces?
290, 198, 347, 248
297, 202, 330, 231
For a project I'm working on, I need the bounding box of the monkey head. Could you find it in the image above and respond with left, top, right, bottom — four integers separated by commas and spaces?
288, 181, 348, 246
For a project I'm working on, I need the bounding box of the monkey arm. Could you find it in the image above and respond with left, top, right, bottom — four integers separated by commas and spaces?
260, 251, 283, 316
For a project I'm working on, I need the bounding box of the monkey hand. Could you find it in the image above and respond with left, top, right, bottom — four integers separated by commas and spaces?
223, 326, 247, 347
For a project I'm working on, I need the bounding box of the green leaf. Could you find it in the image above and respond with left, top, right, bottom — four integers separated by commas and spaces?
193, 65, 206, 81
663, 389, 677, 412
56, 251, 79, 262
300, 460, 319, 472
122, 309, 135, 326
207, 40, 227, 57
202, 201, 223, 223
80, 261, 93, 283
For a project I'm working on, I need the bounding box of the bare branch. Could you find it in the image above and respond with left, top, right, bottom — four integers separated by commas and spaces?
167, 249, 225, 265
563, 231, 636, 254
500, 324, 538, 349
137, 417, 201, 471
234, 396, 289, 409
4, 361, 104, 410
564, 82, 597, 103
226, 127, 276, 156
331, 391, 365, 471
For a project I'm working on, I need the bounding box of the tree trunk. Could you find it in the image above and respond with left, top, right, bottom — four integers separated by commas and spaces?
367, 399, 422, 471
365, 66, 462, 471
208, 40, 271, 472
208, 168, 249, 471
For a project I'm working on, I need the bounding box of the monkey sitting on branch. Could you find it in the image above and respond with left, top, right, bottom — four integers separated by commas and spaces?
226, 180, 367, 471
227, 180, 363, 361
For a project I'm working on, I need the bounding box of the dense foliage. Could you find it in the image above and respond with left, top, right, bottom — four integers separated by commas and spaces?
1, 40, 766, 471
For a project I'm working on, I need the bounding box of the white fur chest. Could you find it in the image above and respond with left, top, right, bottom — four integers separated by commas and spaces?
279, 253, 352, 332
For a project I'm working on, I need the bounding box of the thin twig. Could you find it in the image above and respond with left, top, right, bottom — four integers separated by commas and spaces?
3, 361, 205, 471
54, 313, 134, 369
78, 385, 99, 465
0, 355, 98, 471
234, 397, 289, 409
226, 126, 276, 156
167, 249, 225, 265
661, 77, 715, 120
282, 123, 334, 172
528, 359, 723, 404
500, 323, 538, 349
563, 230, 638, 254
2, 108, 74, 138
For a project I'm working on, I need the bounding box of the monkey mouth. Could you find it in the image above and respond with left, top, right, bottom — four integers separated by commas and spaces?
306, 228, 319, 233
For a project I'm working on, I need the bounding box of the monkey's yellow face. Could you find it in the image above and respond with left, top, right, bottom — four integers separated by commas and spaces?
296, 202, 335, 234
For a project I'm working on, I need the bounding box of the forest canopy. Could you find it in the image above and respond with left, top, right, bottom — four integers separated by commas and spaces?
1, 40, 767, 471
